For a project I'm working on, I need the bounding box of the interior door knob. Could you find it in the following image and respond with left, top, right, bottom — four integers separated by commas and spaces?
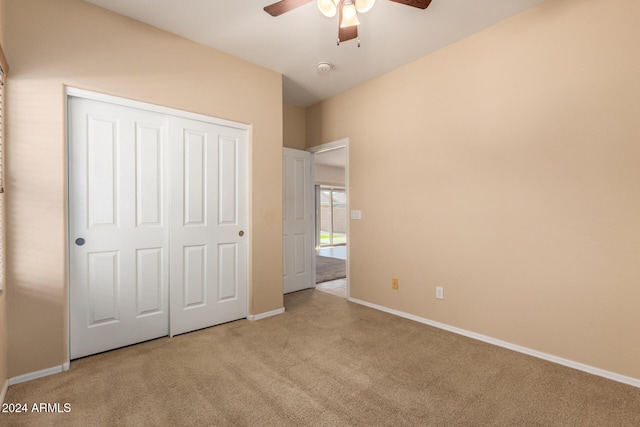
239, 231, 244, 237
75, 238, 86, 246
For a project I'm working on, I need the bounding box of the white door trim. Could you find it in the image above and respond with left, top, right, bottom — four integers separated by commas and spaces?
65, 87, 250, 131
307, 138, 349, 298
66, 88, 251, 360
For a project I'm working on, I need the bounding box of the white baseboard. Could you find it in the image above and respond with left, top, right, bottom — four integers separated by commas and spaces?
0, 379, 8, 404
248, 307, 285, 321
9, 363, 69, 386
348, 297, 640, 389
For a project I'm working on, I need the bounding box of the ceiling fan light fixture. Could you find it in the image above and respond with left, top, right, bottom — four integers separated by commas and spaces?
340, 2, 360, 28
265, 0, 433, 48
355, 0, 376, 13
317, 0, 338, 18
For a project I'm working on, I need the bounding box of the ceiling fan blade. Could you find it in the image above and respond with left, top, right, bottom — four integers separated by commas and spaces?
264, 0, 314, 16
387, 0, 432, 9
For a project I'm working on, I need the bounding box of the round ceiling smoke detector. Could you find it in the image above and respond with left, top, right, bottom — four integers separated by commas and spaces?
317, 62, 332, 72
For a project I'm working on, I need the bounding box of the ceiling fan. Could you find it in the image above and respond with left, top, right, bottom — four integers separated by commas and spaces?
264, 0, 432, 46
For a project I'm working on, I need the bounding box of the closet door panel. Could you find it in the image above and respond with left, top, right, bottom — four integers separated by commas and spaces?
69, 97, 170, 359
170, 117, 248, 336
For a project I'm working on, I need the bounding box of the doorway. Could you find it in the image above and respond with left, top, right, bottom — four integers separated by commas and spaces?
310, 142, 348, 298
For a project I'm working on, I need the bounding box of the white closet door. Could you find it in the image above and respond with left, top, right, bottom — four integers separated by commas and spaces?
169, 117, 248, 336
69, 97, 170, 359
282, 148, 314, 293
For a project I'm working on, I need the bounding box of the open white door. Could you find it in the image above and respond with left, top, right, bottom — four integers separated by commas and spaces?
169, 117, 248, 336
69, 97, 170, 359
282, 148, 314, 293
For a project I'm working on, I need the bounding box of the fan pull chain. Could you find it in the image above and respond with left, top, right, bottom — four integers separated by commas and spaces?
337, 37, 361, 47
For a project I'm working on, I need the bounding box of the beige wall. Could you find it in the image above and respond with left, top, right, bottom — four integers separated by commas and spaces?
0, 0, 7, 392
283, 102, 306, 150
315, 164, 345, 187
307, 0, 640, 380
5, 0, 283, 378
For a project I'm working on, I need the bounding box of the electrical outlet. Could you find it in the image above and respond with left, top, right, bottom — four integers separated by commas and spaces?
436, 286, 444, 300
392, 278, 399, 290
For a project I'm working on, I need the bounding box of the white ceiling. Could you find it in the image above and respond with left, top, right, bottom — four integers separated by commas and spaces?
84, 0, 545, 107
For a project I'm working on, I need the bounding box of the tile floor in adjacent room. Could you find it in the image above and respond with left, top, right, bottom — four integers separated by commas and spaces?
315, 278, 347, 299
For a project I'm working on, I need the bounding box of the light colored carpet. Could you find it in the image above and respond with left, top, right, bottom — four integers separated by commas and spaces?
3, 290, 640, 426
315, 255, 346, 283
